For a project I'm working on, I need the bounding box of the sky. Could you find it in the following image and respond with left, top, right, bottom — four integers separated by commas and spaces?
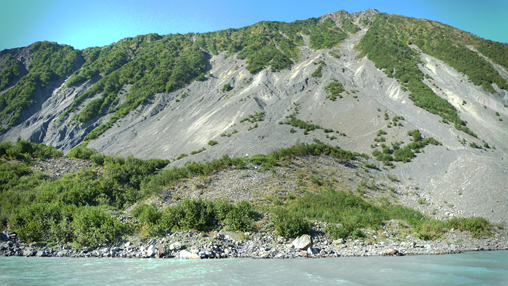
1, 0, 507, 51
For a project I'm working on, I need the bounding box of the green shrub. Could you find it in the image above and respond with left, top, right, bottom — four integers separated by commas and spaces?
9, 203, 76, 243
324, 81, 345, 101
208, 140, 218, 146
224, 201, 257, 232
221, 83, 232, 92
0, 139, 63, 160
90, 153, 105, 166
272, 210, 310, 238
190, 147, 206, 155
311, 65, 323, 78
213, 199, 235, 222
446, 217, 490, 238
67, 143, 97, 159
161, 198, 215, 232
72, 206, 127, 248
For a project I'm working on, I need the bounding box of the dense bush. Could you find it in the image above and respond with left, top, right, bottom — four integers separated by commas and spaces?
67, 143, 97, 159
0, 139, 63, 161
132, 199, 258, 236
271, 210, 310, 238
72, 206, 128, 247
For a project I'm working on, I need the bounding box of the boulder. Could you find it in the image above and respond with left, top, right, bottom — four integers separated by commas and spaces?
169, 242, 182, 251
23, 248, 36, 257
36, 250, 46, 257
291, 235, 313, 250
260, 253, 270, 258
307, 247, 319, 255
157, 246, 166, 258
298, 251, 308, 258
386, 248, 399, 256
332, 238, 345, 245
147, 245, 156, 257
178, 250, 200, 259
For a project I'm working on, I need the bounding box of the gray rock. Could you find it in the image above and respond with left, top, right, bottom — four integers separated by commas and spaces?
157, 246, 166, 258
23, 248, 36, 257
298, 251, 308, 258
36, 250, 46, 257
292, 235, 313, 250
386, 248, 399, 256
333, 238, 345, 245
307, 247, 319, 255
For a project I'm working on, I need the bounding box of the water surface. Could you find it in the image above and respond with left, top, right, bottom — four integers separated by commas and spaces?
1, 251, 507, 285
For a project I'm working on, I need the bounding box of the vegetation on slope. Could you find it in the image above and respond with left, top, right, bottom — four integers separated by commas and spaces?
58, 17, 350, 139
0, 54, 21, 92
3, 11, 506, 142
325, 80, 345, 100
271, 189, 490, 240
0, 139, 491, 247
357, 13, 496, 137
0, 42, 79, 131
371, 129, 442, 166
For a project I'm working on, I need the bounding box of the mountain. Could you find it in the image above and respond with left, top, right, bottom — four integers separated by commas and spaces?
0, 9, 507, 224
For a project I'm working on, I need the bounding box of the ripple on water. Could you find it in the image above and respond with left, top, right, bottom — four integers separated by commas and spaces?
0, 251, 507, 285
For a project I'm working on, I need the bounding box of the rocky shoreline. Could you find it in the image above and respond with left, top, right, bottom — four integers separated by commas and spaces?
2, 225, 507, 259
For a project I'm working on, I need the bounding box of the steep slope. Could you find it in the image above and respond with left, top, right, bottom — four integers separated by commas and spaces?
0, 9, 507, 223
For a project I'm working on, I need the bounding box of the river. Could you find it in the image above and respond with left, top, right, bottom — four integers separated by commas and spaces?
1, 251, 507, 285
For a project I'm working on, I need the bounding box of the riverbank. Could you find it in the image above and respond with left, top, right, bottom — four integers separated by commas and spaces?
2, 222, 507, 259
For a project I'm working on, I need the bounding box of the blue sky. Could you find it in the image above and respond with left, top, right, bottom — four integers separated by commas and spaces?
1, 0, 507, 51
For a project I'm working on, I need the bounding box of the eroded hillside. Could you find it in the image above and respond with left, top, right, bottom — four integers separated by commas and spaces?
1, 9, 507, 223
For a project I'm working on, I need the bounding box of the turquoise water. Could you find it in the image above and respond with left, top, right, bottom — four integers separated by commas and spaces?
1, 251, 507, 285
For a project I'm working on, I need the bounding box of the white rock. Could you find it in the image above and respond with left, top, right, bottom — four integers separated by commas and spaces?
291, 234, 313, 250
178, 250, 200, 259
147, 245, 156, 257
170, 242, 182, 250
